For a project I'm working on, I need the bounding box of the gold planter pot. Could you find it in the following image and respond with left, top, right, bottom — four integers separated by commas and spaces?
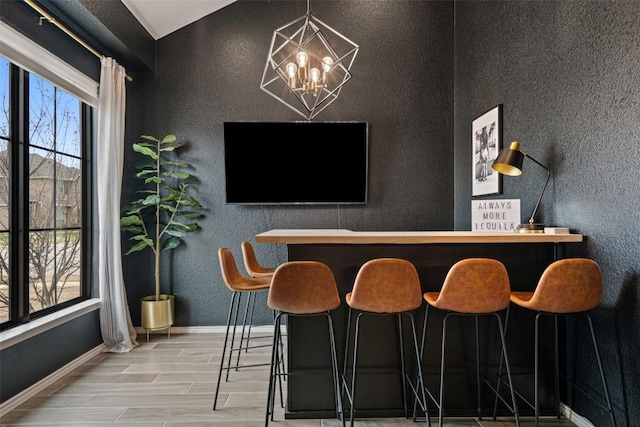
141, 294, 175, 340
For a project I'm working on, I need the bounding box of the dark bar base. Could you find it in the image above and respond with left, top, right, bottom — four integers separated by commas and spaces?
284, 242, 562, 419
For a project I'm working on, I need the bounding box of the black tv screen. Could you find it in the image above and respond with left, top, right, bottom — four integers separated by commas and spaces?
224, 121, 368, 205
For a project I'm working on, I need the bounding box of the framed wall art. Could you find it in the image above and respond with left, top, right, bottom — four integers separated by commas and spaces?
472, 104, 503, 197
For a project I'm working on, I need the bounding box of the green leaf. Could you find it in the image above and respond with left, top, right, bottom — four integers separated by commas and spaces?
121, 225, 144, 234
136, 170, 156, 178
160, 135, 177, 144
171, 221, 199, 232
162, 236, 181, 251
140, 135, 160, 143
165, 229, 187, 238
120, 215, 143, 226
131, 235, 154, 245
134, 160, 157, 170
159, 142, 182, 151
133, 143, 158, 160
165, 170, 190, 180
125, 239, 152, 255
164, 160, 189, 167
144, 176, 163, 184
142, 194, 161, 205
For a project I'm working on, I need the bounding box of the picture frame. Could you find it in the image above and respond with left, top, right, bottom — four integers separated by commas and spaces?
472, 104, 503, 197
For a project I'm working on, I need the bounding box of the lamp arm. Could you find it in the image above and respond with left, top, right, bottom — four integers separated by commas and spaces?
525, 154, 551, 224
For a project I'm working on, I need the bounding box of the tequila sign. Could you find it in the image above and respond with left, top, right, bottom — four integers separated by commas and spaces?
471, 199, 521, 232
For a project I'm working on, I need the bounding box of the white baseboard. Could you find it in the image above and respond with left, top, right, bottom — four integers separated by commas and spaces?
0, 344, 105, 417
561, 403, 595, 427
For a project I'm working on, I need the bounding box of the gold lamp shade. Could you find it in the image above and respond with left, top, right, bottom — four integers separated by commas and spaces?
492, 141, 525, 176
491, 141, 550, 233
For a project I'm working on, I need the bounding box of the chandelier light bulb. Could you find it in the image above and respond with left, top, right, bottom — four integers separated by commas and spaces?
322, 56, 334, 72
310, 68, 321, 83
296, 51, 308, 67
285, 62, 298, 88
286, 63, 297, 77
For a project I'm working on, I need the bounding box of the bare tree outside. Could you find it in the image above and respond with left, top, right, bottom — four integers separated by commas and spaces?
0, 58, 83, 324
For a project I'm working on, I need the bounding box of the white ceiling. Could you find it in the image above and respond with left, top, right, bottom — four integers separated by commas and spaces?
120, 0, 236, 40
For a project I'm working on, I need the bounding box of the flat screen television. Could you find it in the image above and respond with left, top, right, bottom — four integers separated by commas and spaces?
224, 121, 368, 205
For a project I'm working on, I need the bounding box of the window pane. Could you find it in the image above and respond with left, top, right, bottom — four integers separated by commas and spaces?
29, 73, 55, 151
29, 147, 55, 229
0, 140, 7, 323
28, 230, 80, 313
55, 90, 80, 158
1, 58, 10, 323
55, 154, 80, 228
1, 56, 8, 139
0, 230, 8, 323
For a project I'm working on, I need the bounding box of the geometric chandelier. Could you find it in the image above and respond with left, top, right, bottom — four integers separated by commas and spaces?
260, 0, 359, 120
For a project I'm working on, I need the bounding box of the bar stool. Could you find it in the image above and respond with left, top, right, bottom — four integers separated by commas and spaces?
236, 241, 278, 362
242, 240, 276, 278
213, 247, 272, 410
497, 258, 616, 427
342, 258, 428, 427
265, 260, 344, 427
420, 258, 520, 426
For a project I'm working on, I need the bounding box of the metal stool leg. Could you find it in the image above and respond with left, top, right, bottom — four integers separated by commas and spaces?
438, 313, 451, 426
348, 312, 364, 427
325, 313, 346, 427
214, 291, 238, 410
586, 313, 617, 427
341, 306, 354, 409
494, 312, 520, 427
396, 313, 408, 418
265, 311, 284, 426
475, 315, 481, 419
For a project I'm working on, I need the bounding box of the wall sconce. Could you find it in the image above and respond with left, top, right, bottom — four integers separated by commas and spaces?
260, 0, 359, 120
492, 141, 550, 233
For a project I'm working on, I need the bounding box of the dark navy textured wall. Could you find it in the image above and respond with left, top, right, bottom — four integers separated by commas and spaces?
122, 0, 455, 328
453, 2, 640, 425
0, 310, 102, 402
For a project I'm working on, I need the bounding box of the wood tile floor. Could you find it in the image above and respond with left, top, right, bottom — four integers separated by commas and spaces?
0, 332, 577, 426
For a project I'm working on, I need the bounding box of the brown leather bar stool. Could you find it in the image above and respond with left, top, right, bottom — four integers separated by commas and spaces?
342, 258, 428, 427
242, 240, 277, 278
213, 247, 272, 410
497, 258, 616, 427
420, 258, 520, 426
265, 261, 344, 427
236, 241, 278, 363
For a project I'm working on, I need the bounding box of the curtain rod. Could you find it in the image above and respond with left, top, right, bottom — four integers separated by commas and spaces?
23, 0, 133, 82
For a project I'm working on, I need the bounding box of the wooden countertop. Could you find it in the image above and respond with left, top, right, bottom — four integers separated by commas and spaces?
255, 229, 584, 244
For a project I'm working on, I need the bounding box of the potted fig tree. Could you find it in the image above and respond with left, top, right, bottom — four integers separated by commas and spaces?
120, 134, 203, 335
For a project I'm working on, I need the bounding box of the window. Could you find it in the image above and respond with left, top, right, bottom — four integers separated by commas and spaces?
0, 45, 93, 328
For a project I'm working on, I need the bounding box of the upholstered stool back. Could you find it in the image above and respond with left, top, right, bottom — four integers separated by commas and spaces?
267, 261, 341, 315
425, 258, 511, 314
241, 240, 276, 278
218, 246, 271, 292
511, 258, 602, 313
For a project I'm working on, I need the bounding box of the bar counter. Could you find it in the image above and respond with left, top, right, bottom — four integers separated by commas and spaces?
255, 229, 583, 245
255, 229, 584, 419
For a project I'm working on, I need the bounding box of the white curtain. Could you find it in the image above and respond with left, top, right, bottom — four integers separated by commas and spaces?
97, 57, 138, 352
